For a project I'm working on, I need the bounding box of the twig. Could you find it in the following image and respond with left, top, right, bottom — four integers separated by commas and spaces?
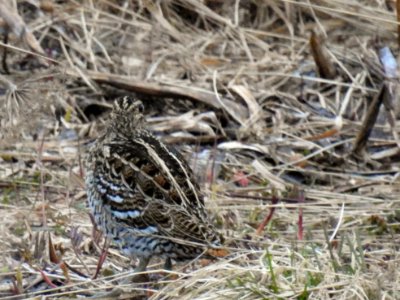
65, 69, 245, 112
352, 84, 386, 156
0, 2, 48, 66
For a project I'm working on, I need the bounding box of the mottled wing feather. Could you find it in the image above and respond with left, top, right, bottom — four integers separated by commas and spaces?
142, 201, 215, 244
92, 130, 212, 243
133, 131, 205, 209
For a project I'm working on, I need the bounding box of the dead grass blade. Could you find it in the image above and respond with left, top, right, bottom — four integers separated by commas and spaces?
352, 84, 386, 157
309, 30, 336, 79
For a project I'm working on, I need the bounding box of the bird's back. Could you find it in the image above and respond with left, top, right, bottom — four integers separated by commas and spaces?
85, 97, 224, 262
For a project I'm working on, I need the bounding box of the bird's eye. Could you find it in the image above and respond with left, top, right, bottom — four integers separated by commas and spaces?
137, 103, 144, 113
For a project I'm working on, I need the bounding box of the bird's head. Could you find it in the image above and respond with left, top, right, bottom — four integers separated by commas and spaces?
109, 96, 145, 135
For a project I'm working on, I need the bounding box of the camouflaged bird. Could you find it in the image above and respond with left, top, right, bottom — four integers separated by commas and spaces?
85, 97, 225, 272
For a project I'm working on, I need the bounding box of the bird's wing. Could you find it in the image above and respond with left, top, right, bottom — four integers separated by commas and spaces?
94, 131, 204, 204
90, 131, 217, 243
124, 200, 218, 246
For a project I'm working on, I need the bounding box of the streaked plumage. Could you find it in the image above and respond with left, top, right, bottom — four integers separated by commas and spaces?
85, 96, 225, 272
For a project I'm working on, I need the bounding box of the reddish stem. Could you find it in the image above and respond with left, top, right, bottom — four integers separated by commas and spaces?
298, 189, 305, 240
93, 239, 109, 279
37, 269, 58, 289
256, 193, 279, 235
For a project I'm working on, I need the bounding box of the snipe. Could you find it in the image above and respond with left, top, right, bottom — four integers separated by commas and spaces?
85, 96, 226, 272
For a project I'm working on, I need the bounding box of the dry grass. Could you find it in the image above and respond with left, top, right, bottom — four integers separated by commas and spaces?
1, 0, 400, 299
